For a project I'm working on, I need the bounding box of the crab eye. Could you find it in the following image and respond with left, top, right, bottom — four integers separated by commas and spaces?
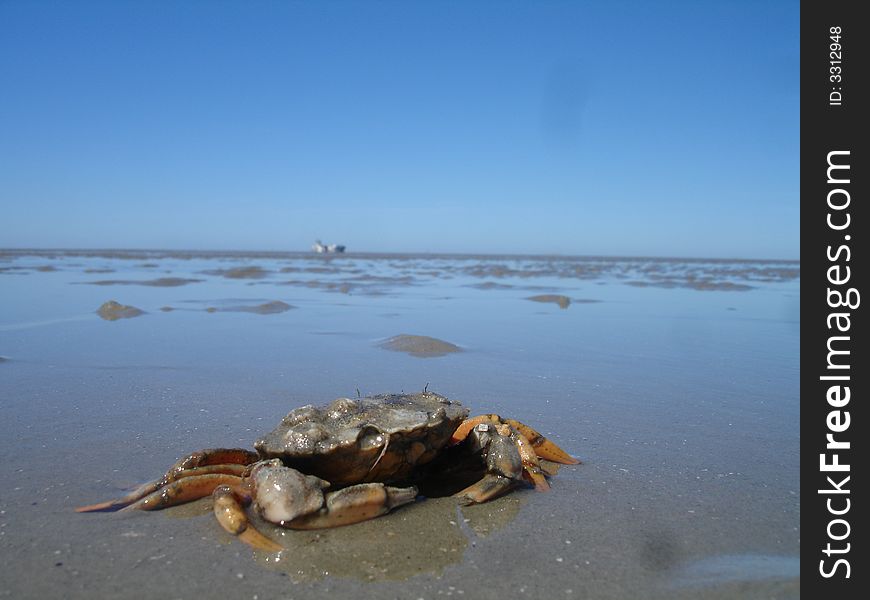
360, 434, 384, 449
358, 426, 386, 450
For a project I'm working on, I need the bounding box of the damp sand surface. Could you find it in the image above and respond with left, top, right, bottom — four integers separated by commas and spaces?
0, 250, 799, 599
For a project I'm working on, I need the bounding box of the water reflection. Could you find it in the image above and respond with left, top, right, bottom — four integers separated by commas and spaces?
667, 553, 800, 591
252, 495, 524, 582
160, 488, 524, 582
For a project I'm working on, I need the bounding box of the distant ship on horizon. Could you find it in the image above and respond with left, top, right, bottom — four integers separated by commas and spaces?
312, 240, 346, 254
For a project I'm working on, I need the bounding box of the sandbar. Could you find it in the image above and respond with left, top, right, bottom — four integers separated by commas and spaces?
203, 266, 269, 279
527, 294, 571, 309
208, 301, 295, 315
96, 300, 145, 321
379, 334, 463, 357
84, 277, 203, 287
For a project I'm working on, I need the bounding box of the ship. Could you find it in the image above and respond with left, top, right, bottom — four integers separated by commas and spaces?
312, 240, 346, 254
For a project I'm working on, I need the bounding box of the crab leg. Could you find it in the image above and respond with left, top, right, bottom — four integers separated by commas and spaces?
76, 464, 251, 512
123, 473, 247, 511
507, 426, 550, 492
76, 464, 250, 512
212, 485, 282, 552
455, 474, 517, 504
502, 419, 580, 465
451, 415, 580, 465
167, 448, 260, 474
76, 448, 258, 512
449, 415, 496, 445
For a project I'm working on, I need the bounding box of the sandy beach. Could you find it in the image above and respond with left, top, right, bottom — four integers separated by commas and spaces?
0, 250, 800, 598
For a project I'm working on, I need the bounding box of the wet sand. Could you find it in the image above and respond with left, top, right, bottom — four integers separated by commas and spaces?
626, 279, 754, 292
0, 249, 800, 290
466, 281, 515, 290
0, 250, 799, 599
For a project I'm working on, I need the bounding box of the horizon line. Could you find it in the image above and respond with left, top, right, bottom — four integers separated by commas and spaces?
0, 247, 800, 264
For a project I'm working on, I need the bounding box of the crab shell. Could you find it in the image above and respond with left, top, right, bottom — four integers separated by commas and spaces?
254, 392, 469, 485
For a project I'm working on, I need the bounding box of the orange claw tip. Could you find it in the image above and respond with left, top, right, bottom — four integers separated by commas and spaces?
534, 441, 582, 465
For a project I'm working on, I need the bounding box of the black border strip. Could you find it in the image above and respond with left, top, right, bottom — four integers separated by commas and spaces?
802, 0, 866, 595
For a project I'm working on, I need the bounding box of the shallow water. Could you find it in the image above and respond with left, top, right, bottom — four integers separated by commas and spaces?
0, 250, 800, 598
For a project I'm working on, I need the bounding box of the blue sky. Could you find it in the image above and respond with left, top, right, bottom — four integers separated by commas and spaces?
0, 1, 799, 258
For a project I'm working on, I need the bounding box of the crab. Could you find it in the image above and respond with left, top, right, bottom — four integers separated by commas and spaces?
77, 391, 579, 551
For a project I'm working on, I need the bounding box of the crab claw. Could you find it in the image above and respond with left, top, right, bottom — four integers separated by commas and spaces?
452, 414, 579, 504
451, 414, 580, 465
250, 461, 418, 530
454, 422, 533, 504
